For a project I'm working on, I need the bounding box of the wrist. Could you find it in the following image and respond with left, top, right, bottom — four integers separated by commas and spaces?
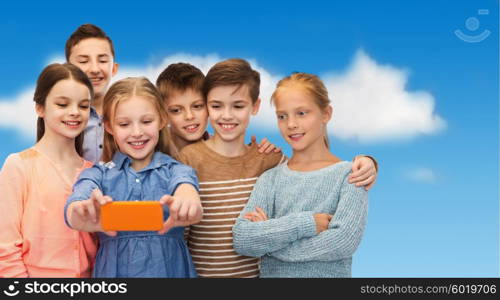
354, 154, 379, 172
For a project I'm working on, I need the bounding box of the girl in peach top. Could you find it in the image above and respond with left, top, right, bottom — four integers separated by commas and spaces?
0, 63, 97, 278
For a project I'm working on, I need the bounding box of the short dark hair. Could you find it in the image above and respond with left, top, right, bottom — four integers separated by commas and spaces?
156, 63, 205, 100
65, 24, 115, 61
203, 58, 260, 103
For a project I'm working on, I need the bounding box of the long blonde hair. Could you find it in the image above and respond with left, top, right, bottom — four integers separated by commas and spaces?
271, 72, 331, 148
101, 77, 178, 162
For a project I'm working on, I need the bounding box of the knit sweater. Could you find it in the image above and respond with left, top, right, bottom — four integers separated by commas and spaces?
232, 161, 368, 278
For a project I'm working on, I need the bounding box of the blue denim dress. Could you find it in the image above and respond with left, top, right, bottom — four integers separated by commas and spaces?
65, 151, 198, 278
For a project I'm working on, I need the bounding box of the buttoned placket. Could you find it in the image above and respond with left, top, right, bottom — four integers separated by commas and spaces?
98, 121, 103, 149
130, 169, 143, 200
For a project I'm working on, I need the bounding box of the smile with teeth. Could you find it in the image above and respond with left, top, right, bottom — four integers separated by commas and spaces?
289, 133, 305, 141
219, 123, 238, 130
183, 124, 199, 133
128, 140, 149, 149
89, 77, 104, 85
62, 121, 81, 128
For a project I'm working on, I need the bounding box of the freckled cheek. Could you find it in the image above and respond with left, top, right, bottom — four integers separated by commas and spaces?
169, 115, 184, 131
101, 63, 113, 74
207, 109, 222, 122
114, 130, 130, 144
195, 110, 209, 123
278, 123, 288, 137
238, 111, 252, 126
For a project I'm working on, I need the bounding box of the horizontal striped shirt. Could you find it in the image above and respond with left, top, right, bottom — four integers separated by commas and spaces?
178, 141, 284, 278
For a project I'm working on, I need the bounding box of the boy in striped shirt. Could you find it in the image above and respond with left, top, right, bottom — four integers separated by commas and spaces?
178, 58, 377, 277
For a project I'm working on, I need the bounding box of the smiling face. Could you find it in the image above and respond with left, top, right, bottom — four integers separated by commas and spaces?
274, 86, 331, 153
207, 84, 260, 144
68, 38, 118, 99
36, 79, 91, 141
106, 96, 164, 171
165, 89, 208, 148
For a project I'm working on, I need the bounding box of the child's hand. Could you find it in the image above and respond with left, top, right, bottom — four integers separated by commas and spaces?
313, 213, 332, 234
68, 189, 117, 236
158, 194, 203, 235
349, 156, 378, 191
251, 135, 281, 154
243, 207, 268, 222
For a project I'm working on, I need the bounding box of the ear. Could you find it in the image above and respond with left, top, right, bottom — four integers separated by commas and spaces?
104, 121, 114, 135
159, 117, 168, 130
323, 105, 333, 124
251, 98, 261, 116
112, 62, 119, 77
35, 103, 45, 118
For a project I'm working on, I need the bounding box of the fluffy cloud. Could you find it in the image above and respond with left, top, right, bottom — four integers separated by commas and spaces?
0, 50, 445, 143
324, 50, 446, 143
0, 88, 36, 140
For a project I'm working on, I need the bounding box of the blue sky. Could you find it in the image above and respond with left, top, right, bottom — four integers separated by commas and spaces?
0, 0, 498, 277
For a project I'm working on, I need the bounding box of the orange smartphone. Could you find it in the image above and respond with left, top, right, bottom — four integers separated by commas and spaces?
100, 201, 164, 231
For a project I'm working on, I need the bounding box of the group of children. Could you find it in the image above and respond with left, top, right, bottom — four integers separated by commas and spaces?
0, 24, 377, 278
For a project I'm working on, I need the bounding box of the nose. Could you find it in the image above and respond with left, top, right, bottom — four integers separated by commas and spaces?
287, 116, 298, 130
69, 104, 80, 117
89, 59, 100, 74
222, 107, 233, 121
184, 108, 194, 121
131, 123, 143, 137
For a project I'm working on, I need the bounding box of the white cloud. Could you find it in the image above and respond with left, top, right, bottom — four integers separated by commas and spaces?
0, 50, 445, 144
406, 167, 438, 184
0, 88, 36, 140
324, 50, 446, 143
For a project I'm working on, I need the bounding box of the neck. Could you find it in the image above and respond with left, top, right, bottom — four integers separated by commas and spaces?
171, 132, 191, 151
289, 137, 337, 166
35, 130, 80, 162
130, 151, 155, 172
205, 133, 248, 157
93, 94, 104, 116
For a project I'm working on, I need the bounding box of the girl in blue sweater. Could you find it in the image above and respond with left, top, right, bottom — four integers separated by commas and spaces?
233, 72, 368, 277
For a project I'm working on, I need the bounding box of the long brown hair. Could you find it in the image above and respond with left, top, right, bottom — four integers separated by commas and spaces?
34, 63, 94, 156
101, 77, 178, 162
271, 72, 331, 148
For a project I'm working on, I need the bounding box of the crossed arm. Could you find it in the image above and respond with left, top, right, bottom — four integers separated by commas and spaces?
233, 171, 368, 262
